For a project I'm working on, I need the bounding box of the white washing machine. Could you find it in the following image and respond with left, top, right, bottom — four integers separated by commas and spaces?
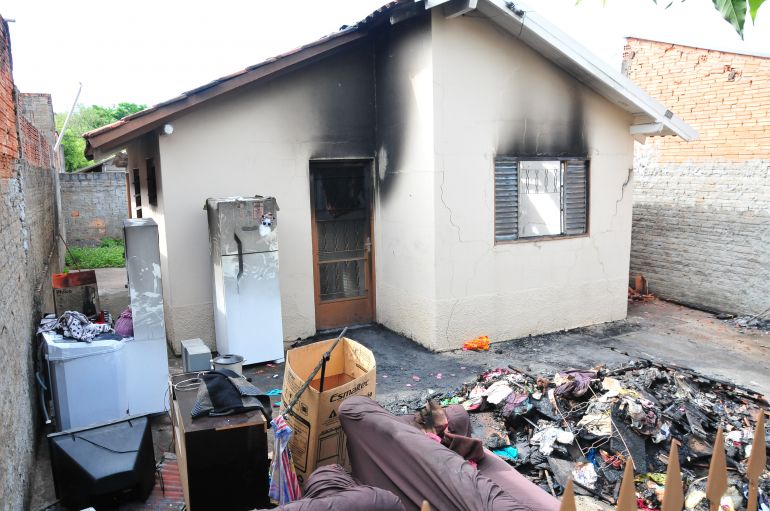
44, 331, 129, 431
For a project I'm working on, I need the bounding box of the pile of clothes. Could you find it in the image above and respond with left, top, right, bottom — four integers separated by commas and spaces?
38, 311, 114, 342
425, 360, 770, 511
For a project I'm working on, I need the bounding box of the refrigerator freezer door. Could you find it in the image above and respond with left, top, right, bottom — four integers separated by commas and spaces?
215, 251, 284, 364
207, 197, 279, 256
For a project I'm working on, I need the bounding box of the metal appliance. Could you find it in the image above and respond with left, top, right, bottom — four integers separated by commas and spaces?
181, 338, 212, 372
206, 196, 284, 365
43, 330, 129, 431
123, 218, 170, 415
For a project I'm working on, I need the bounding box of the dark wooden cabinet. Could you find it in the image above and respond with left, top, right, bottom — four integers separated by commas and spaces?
170, 373, 270, 511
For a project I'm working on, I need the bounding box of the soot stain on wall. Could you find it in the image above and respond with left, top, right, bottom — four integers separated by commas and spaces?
373, 13, 431, 203
306, 43, 376, 161
497, 74, 588, 158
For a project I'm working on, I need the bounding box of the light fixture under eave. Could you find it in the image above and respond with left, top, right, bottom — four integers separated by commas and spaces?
162, 124, 174, 136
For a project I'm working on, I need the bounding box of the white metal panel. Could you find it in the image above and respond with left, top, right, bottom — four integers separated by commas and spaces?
218, 251, 284, 364
123, 219, 170, 415
124, 219, 166, 342
123, 338, 169, 416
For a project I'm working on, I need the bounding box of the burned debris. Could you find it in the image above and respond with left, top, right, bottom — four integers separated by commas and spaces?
414, 359, 770, 510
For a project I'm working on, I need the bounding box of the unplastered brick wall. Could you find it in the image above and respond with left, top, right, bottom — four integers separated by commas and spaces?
0, 15, 17, 179
625, 38, 770, 314
0, 15, 59, 510
60, 171, 129, 245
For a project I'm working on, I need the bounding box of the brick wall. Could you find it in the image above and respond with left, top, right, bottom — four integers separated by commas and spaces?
626, 38, 770, 315
60, 171, 129, 246
0, 15, 60, 510
0, 16, 17, 179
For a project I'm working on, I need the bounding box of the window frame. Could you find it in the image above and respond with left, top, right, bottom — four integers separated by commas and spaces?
132, 168, 143, 219
493, 155, 590, 245
146, 157, 158, 207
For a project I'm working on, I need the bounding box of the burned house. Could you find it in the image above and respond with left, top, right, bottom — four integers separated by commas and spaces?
83, 0, 696, 353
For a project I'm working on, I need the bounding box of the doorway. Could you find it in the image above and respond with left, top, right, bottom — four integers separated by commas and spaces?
310, 161, 374, 330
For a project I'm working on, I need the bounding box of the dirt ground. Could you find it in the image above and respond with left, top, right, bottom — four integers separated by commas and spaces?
28, 267, 770, 510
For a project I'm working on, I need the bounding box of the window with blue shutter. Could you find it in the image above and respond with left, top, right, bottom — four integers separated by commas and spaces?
494, 158, 588, 242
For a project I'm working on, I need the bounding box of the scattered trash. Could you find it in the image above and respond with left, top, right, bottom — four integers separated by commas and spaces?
265, 388, 282, 396
492, 446, 519, 460
422, 358, 770, 508
274, 401, 281, 407
412, 375, 421, 382
723, 311, 770, 333
463, 336, 490, 351
436, 373, 443, 379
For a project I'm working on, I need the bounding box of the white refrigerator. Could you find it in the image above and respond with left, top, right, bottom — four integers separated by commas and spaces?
206, 196, 284, 365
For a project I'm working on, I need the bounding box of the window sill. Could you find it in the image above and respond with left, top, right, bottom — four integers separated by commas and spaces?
494, 233, 589, 246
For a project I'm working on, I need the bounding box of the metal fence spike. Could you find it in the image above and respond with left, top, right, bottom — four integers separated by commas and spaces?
662, 440, 684, 511
746, 413, 767, 511
617, 459, 638, 511
706, 426, 728, 511
560, 479, 577, 511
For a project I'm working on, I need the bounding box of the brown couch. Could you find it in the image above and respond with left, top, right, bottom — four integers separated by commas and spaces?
339, 396, 560, 511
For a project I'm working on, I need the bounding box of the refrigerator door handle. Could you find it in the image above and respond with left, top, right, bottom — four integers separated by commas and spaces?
234, 232, 244, 290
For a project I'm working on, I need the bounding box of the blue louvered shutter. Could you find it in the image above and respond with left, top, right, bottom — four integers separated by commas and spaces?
495, 159, 518, 241
564, 160, 588, 235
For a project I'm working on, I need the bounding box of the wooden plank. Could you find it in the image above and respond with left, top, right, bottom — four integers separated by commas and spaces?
662, 440, 683, 511
747, 414, 766, 511
706, 427, 728, 511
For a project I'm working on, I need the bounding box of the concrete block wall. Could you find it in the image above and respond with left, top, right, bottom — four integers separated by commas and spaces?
625, 38, 770, 315
60, 171, 128, 246
0, 15, 60, 510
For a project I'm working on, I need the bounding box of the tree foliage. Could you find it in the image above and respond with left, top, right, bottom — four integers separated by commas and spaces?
580, 0, 764, 39
55, 102, 146, 172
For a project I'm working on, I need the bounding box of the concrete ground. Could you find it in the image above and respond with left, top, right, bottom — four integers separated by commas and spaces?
29, 267, 770, 509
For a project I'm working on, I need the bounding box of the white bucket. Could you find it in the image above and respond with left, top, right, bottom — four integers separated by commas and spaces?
212, 354, 245, 375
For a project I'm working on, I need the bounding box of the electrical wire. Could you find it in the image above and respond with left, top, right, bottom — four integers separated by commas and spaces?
71, 434, 139, 454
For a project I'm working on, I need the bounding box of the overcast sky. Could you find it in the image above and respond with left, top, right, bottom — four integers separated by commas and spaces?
3, 0, 768, 113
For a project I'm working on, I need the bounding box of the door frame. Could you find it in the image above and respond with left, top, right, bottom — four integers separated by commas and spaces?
309, 158, 377, 331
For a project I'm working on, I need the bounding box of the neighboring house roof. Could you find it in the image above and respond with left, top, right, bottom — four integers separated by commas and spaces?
84, 0, 696, 158
75, 151, 128, 173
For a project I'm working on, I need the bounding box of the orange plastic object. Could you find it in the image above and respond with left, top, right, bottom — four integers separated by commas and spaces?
462, 335, 490, 351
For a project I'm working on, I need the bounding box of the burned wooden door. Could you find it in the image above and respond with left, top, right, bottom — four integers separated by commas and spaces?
310, 162, 374, 330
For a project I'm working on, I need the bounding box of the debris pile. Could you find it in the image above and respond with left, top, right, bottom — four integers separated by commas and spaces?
442, 360, 770, 510
721, 314, 770, 334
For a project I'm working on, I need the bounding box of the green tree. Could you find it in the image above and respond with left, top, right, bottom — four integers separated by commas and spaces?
578, 0, 764, 39
55, 102, 146, 172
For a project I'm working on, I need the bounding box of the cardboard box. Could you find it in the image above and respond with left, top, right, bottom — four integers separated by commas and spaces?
281, 337, 375, 484
52, 271, 101, 317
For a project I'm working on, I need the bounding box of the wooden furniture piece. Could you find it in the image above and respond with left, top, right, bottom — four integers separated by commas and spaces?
170, 373, 270, 511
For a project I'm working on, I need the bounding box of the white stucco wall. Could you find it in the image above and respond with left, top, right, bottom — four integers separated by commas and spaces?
127, 10, 637, 353
428, 12, 634, 351
373, 14, 438, 346
150, 45, 375, 352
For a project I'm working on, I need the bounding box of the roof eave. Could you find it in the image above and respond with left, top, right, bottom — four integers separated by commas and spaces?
450, 0, 698, 142
83, 28, 371, 158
